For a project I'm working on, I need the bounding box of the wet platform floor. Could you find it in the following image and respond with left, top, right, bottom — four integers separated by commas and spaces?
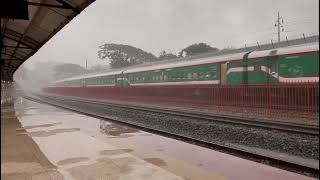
1, 97, 316, 180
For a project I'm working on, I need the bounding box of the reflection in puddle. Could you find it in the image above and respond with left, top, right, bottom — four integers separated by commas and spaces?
183, 177, 193, 180
100, 120, 139, 136
99, 149, 133, 156
143, 158, 167, 167
16, 122, 62, 130
57, 157, 90, 166
107, 134, 135, 139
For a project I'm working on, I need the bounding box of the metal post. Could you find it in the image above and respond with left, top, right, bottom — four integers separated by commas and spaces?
303, 33, 306, 43
275, 11, 284, 43
277, 12, 280, 42
286, 36, 290, 46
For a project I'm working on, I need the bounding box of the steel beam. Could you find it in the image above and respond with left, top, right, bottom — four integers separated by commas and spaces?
55, 0, 80, 14
28, 1, 73, 10
2, 35, 36, 50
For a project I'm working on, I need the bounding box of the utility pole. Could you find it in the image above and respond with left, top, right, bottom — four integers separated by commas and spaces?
275, 11, 284, 42
85, 59, 88, 71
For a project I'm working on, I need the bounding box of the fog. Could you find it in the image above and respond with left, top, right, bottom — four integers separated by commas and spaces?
14, 0, 319, 90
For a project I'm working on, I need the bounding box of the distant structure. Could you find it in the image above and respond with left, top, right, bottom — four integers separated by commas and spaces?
275, 11, 285, 43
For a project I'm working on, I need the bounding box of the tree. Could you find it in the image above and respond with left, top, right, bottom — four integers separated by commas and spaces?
158, 50, 178, 61
179, 43, 219, 57
53, 63, 87, 80
98, 44, 157, 69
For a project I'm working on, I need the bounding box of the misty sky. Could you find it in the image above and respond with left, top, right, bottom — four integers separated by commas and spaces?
24, 0, 319, 69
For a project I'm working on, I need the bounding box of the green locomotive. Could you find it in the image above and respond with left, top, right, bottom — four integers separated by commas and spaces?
53, 43, 319, 87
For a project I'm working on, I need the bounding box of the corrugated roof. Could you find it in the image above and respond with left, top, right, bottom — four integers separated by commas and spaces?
1, 0, 95, 81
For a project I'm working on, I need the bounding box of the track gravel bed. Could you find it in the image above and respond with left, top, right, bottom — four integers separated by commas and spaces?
40, 95, 319, 160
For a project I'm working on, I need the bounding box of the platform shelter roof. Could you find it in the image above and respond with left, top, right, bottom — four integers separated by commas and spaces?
1, 0, 95, 81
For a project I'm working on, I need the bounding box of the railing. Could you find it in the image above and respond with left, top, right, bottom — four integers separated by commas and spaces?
44, 83, 319, 121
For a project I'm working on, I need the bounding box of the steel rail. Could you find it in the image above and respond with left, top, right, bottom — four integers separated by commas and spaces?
23, 94, 319, 178
38, 93, 319, 136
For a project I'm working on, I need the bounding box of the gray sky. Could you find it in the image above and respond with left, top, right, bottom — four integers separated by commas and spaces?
25, 0, 319, 69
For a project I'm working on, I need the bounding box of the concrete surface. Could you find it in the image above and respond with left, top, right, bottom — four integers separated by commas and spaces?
1, 97, 317, 180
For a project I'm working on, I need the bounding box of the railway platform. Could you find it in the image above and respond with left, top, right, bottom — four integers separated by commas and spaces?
1, 95, 317, 180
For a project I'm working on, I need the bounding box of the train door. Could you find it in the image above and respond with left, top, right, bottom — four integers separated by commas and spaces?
268, 56, 279, 84
242, 52, 251, 85
115, 71, 129, 87
242, 52, 251, 84
81, 79, 86, 87
267, 50, 279, 84
115, 74, 121, 87
220, 63, 228, 85
122, 72, 130, 87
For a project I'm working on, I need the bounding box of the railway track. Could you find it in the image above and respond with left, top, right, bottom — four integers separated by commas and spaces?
38, 93, 318, 136
23, 93, 319, 178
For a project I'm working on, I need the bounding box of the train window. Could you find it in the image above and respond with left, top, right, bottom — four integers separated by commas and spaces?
180, 73, 183, 79
270, 63, 277, 75
163, 75, 167, 81
206, 73, 210, 79
188, 73, 192, 79
211, 72, 217, 79
193, 73, 198, 79
199, 72, 205, 79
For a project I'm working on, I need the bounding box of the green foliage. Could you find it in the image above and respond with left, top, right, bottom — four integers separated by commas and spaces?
179, 43, 219, 57
158, 50, 178, 61
98, 44, 157, 69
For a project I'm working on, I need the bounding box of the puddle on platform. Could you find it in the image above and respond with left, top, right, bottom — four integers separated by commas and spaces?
16, 122, 62, 130
143, 158, 167, 167
14, 98, 316, 180
19, 128, 80, 137
100, 149, 133, 156
57, 157, 90, 166
183, 177, 193, 180
100, 120, 139, 136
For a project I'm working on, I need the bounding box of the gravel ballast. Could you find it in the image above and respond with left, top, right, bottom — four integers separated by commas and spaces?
41, 96, 319, 160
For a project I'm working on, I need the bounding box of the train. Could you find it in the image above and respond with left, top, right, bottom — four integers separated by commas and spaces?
45, 43, 319, 120
50, 43, 319, 88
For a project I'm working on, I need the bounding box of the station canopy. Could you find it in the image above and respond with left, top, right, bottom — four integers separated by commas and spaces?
1, 0, 95, 81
